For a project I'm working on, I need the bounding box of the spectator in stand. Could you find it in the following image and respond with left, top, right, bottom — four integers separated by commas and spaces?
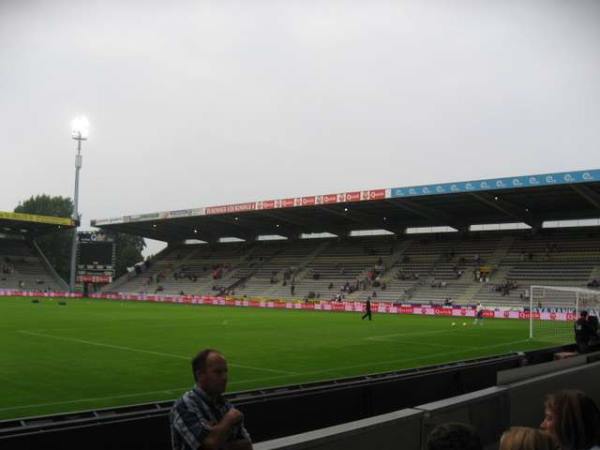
170, 349, 252, 450
499, 427, 556, 450
426, 423, 482, 450
540, 390, 600, 450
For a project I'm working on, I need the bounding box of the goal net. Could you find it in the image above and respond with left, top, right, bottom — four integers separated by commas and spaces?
529, 285, 600, 339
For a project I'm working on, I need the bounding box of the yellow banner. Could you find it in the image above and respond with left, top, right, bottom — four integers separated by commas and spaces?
0, 211, 73, 226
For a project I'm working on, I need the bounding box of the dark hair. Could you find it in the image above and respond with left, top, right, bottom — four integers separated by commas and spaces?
426, 423, 482, 450
544, 390, 600, 450
191, 349, 220, 381
580, 310, 588, 318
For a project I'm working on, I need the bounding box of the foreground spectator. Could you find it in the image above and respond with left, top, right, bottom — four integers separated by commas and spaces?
540, 390, 600, 450
426, 423, 482, 450
170, 349, 252, 450
499, 427, 556, 450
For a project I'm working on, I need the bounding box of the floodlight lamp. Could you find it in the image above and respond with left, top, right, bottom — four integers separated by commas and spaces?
71, 116, 90, 139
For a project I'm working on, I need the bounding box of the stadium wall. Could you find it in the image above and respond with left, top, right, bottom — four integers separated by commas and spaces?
88, 292, 576, 321
254, 354, 600, 450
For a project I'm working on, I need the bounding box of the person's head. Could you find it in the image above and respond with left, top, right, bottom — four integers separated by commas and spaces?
580, 310, 588, 319
426, 423, 482, 450
499, 427, 556, 450
541, 390, 600, 450
192, 349, 228, 396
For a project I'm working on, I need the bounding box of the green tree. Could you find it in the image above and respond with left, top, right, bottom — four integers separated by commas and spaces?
15, 195, 146, 282
113, 233, 146, 278
15, 195, 74, 282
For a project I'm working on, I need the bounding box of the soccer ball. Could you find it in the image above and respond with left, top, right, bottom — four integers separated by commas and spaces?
452, 322, 456, 326
462, 322, 467, 326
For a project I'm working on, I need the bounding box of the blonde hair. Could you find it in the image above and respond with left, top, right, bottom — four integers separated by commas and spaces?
499, 427, 556, 450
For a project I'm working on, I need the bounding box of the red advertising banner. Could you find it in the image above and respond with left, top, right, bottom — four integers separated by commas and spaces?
301, 196, 316, 206
29, 292, 575, 323
322, 194, 338, 204
281, 198, 295, 208
77, 274, 112, 283
361, 189, 386, 201
257, 200, 276, 210
205, 202, 256, 215
343, 192, 361, 202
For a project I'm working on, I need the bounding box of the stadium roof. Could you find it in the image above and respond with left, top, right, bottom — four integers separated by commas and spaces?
92, 169, 600, 242
0, 212, 75, 238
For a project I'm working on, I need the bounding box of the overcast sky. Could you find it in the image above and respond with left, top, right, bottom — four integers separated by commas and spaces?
2, 0, 600, 256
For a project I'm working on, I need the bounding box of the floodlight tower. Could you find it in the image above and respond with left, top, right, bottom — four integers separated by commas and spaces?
69, 116, 89, 292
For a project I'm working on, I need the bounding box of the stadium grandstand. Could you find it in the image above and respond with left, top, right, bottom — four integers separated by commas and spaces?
92, 169, 600, 310
0, 211, 74, 292
3, 169, 600, 450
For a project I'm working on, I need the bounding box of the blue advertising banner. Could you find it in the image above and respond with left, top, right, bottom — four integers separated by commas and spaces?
390, 169, 600, 199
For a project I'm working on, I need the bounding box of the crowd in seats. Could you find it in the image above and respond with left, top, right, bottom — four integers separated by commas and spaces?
426, 389, 600, 450
109, 228, 600, 306
0, 240, 64, 291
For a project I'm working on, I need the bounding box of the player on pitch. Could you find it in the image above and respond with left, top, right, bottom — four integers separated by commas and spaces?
473, 302, 484, 325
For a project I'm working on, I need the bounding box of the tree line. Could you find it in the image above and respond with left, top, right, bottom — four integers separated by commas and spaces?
15, 195, 145, 281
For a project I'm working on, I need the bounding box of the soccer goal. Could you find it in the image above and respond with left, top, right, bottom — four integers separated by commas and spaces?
529, 285, 600, 339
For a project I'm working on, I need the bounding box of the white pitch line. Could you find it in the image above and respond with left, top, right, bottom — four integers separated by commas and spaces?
16, 330, 297, 376
291, 338, 532, 378
1, 339, 532, 413
0, 372, 298, 413
365, 329, 455, 342
0, 387, 190, 412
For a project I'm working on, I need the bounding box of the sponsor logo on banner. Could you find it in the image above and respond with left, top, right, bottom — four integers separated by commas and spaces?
345, 192, 361, 202
434, 307, 452, 316
281, 198, 295, 208
166, 209, 193, 218
257, 200, 275, 210
322, 194, 338, 204
206, 203, 255, 215
302, 196, 316, 206
366, 189, 386, 201
77, 274, 112, 283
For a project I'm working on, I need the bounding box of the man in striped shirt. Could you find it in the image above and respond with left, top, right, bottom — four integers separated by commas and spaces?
170, 349, 252, 450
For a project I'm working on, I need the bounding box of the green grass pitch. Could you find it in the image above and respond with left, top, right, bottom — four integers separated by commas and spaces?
0, 296, 571, 420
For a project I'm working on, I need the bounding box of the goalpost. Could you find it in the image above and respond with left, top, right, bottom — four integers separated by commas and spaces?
529, 285, 600, 339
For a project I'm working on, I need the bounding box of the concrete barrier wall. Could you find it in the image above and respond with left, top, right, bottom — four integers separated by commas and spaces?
507, 360, 600, 428
254, 409, 424, 450
415, 387, 509, 448
255, 357, 600, 450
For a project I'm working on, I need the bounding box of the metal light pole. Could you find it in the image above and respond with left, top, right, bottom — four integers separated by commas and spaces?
69, 116, 89, 292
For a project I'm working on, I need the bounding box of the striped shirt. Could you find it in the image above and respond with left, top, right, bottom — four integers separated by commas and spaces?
170, 386, 250, 450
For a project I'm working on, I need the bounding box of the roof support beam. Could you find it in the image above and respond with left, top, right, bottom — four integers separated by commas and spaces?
208, 217, 260, 241
468, 193, 541, 229
571, 184, 600, 211
258, 211, 315, 228
315, 205, 405, 235
384, 199, 468, 232
258, 210, 340, 236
